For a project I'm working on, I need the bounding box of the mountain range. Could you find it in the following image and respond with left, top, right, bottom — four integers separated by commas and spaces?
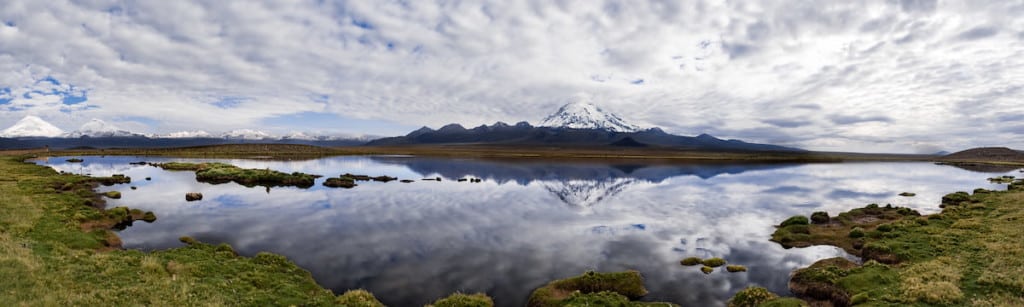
369, 101, 801, 152
1, 100, 801, 152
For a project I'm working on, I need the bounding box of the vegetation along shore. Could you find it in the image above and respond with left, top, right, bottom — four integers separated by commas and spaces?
4, 144, 1024, 306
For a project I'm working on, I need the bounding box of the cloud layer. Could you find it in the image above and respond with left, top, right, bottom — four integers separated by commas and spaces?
1, 0, 1022, 152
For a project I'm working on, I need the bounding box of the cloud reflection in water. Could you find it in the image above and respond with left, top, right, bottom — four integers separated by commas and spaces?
34, 156, 1018, 306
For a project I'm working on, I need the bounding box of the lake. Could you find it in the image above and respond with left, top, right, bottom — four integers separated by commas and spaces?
33, 156, 1019, 306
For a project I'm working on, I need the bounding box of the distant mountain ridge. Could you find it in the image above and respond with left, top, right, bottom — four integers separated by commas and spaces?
369, 101, 801, 152
367, 121, 800, 151
940, 147, 1024, 162
0, 115, 371, 149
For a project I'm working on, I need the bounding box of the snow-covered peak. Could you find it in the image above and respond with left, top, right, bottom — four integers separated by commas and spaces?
541, 178, 640, 208
222, 129, 274, 140
66, 119, 137, 137
162, 130, 213, 138
539, 100, 640, 132
0, 115, 65, 138
282, 131, 319, 141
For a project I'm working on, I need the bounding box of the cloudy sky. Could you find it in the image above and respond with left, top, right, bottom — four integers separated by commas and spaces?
1, 0, 1022, 152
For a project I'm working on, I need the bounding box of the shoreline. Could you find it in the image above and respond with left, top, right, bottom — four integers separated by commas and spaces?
5, 147, 1024, 306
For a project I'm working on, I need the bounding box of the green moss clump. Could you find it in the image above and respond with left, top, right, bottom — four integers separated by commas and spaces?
810, 211, 829, 224
726, 265, 747, 273
102, 191, 121, 199
141, 211, 157, 222
728, 286, 778, 307
179, 236, 197, 245
848, 227, 865, 238
156, 162, 320, 188
680, 257, 702, 266
323, 177, 357, 188
876, 224, 894, 232
527, 271, 664, 307
701, 266, 713, 274
941, 192, 971, 205
702, 257, 727, 267
336, 289, 384, 307
428, 292, 494, 307
780, 215, 809, 227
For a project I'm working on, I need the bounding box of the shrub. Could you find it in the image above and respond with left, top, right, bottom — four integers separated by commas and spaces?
680, 257, 702, 266
780, 215, 810, 227
103, 191, 121, 199
876, 224, 894, 232
810, 211, 830, 224
728, 286, 779, 307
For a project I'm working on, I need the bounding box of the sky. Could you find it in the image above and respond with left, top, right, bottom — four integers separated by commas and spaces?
0, 0, 1022, 153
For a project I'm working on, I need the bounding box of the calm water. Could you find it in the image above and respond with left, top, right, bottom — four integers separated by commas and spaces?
34, 156, 1019, 306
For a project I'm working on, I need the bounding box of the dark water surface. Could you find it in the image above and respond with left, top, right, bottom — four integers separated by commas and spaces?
34, 156, 1019, 306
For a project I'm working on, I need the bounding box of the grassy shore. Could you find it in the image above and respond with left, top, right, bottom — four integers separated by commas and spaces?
756, 179, 1024, 305
0, 155, 355, 305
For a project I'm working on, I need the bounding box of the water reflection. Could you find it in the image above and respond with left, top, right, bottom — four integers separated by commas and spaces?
33, 156, 1019, 306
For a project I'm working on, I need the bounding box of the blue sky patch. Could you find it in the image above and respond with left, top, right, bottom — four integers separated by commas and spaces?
0, 88, 11, 105
212, 96, 248, 108
39, 76, 61, 85
352, 18, 374, 30
62, 93, 88, 105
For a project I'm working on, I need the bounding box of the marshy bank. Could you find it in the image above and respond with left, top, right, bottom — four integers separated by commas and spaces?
750, 177, 1024, 305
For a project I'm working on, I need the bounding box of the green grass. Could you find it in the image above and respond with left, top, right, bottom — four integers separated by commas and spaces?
0, 155, 355, 305
751, 178, 1024, 306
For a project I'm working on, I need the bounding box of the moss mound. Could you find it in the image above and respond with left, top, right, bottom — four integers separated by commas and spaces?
428, 292, 494, 307
728, 286, 778, 307
700, 266, 714, 274
324, 177, 357, 188
335, 289, 384, 306
810, 211, 829, 224
679, 257, 702, 266
527, 271, 669, 307
726, 265, 747, 273
702, 257, 727, 267
156, 162, 320, 188
780, 215, 809, 227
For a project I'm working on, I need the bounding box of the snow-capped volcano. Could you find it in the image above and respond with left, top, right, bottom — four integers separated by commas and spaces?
539, 100, 640, 132
162, 130, 213, 138
0, 115, 65, 138
66, 119, 138, 137
221, 129, 274, 140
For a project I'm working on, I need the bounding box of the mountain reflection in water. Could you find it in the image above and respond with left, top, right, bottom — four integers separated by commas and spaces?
33, 156, 1018, 307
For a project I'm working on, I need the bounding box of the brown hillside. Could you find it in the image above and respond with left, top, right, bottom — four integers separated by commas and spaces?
940, 147, 1024, 162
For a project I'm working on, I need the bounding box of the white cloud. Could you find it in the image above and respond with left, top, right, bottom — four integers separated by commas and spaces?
0, 0, 1022, 152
